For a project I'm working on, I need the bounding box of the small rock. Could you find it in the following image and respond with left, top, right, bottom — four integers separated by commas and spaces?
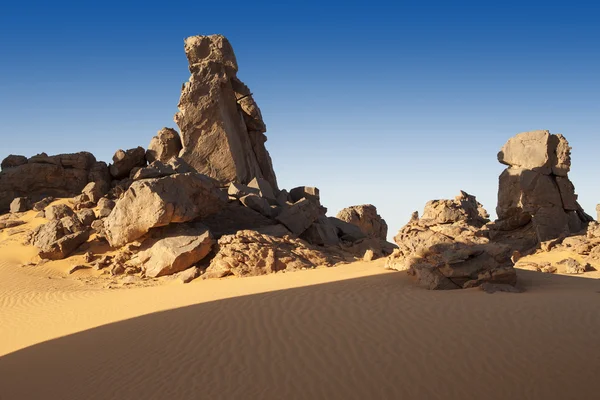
10, 197, 29, 213
83, 252, 94, 263
68, 264, 90, 274
363, 249, 375, 262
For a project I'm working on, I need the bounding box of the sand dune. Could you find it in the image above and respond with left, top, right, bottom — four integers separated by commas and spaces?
1, 249, 600, 400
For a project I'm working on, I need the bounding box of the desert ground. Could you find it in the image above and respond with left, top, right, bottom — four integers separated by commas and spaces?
1, 210, 599, 400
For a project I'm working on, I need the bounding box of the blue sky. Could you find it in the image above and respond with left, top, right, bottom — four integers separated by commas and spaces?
1, 1, 599, 239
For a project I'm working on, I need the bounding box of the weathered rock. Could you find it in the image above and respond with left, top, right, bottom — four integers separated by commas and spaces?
328, 217, 367, 242
0, 220, 25, 230
276, 198, 320, 235
132, 158, 193, 180
136, 223, 214, 278
109, 147, 146, 179
97, 198, 115, 218
45, 204, 74, 221
174, 266, 200, 283
289, 186, 319, 203
1, 155, 28, 170
363, 249, 375, 262
81, 181, 109, 204
494, 131, 591, 246
10, 197, 29, 213
175, 35, 278, 190
203, 230, 345, 279
239, 193, 273, 218
68, 265, 90, 274
146, 128, 183, 164
336, 204, 389, 240
227, 182, 259, 199
30, 217, 90, 260
32, 197, 54, 212
388, 192, 517, 290
104, 172, 226, 247
0, 152, 97, 213
76, 209, 96, 226
248, 177, 276, 201
300, 216, 340, 246
557, 258, 586, 274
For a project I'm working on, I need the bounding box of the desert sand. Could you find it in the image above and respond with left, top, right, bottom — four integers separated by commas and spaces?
1, 218, 600, 400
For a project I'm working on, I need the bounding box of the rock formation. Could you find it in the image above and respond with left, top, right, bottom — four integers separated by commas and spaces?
0, 152, 107, 213
492, 130, 592, 245
174, 35, 278, 190
386, 191, 517, 290
146, 128, 183, 164
336, 204, 388, 240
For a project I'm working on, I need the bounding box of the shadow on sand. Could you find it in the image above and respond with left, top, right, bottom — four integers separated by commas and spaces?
1, 270, 599, 400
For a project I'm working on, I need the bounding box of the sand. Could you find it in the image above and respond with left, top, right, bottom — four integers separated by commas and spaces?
1, 219, 600, 399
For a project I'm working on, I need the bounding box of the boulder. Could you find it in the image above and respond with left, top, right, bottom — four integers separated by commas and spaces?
276, 198, 320, 235
136, 223, 214, 278
494, 131, 592, 246
109, 147, 146, 179
0, 152, 97, 213
104, 172, 226, 247
239, 193, 273, 218
328, 217, 367, 242
97, 198, 115, 218
300, 216, 340, 246
132, 158, 193, 180
202, 230, 346, 279
1, 155, 28, 170
557, 258, 586, 274
146, 128, 183, 164
289, 186, 319, 203
174, 34, 278, 190
173, 267, 201, 283
81, 181, 109, 204
10, 197, 29, 213
336, 204, 389, 240
45, 204, 74, 221
30, 217, 89, 260
248, 177, 276, 201
387, 192, 517, 290
32, 197, 54, 212
76, 209, 96, 226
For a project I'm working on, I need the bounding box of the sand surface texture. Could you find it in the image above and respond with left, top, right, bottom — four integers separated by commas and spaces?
1, 224, 600, 399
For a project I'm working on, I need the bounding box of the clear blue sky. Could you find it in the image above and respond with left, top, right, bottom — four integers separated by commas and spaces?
1, 0, 599, 239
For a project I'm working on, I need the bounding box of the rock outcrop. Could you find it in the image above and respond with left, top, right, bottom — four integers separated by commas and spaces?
493, 130, 592, 245
336, 204, 388, 240
103, 172, 226, 247
386, 191, 516, 290
174, 35, 278, 190
146, 128, 183, 164
202, 230, 347, 279
30, 216, 89, 260
0, 152, 104, 213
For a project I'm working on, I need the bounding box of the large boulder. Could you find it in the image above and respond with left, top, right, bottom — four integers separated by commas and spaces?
174, 34, 278, 190
109, 147, 146, 179
202, 230, 346, 279
336, 204, 389, 240
45, 204, 74, 221
276, 198, 320, 235
493, 131, 592, 245
386, 191, 517, 290
146, 128, 183, 164
136, 223, 214, 278
103, 172, 226, 247
0, 152, 97, 213
30, 216, 89, 260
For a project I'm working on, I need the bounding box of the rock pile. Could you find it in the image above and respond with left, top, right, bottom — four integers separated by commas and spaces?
0, 34, 395, 284
386, 191, 516, 290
